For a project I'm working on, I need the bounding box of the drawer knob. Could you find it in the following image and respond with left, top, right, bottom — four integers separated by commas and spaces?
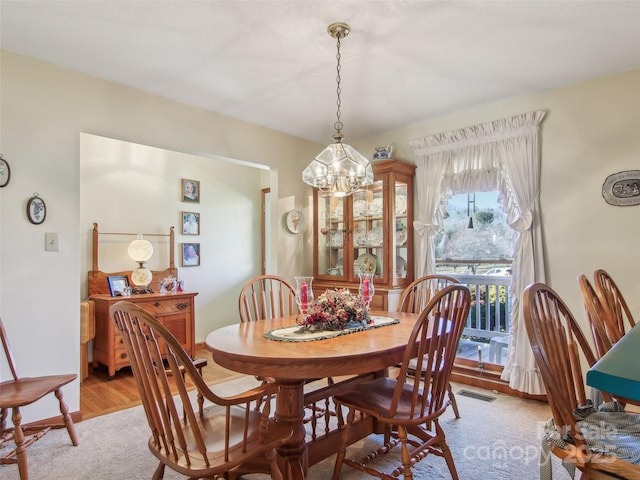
120, 353, 127, 359
153, 302, 161, 307
176, 302, 188, 310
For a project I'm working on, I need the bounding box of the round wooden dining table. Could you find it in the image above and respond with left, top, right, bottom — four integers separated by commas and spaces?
205, 311, 421, 480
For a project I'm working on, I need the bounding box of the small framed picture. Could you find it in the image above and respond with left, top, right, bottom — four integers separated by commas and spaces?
26, 194, 47, 225
107, 275, 130, 297
181, 178, 200, 203
182, 211, 200, 235
182, 243, 200, 267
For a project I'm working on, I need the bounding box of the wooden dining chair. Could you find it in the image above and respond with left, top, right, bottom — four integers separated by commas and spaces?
238, 274, 297, 323
397, 274, 462, 419
332, 284, 471, 480
578, 274, 615, 359
593, 269, 635, 343
0, 317, 78, 480
109, 301, 292, 480
579, 274, 640, 408
238, 274, 335, 417
523, 283, 640, 480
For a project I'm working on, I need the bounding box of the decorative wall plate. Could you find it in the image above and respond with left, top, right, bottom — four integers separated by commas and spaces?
26, 194, 46, 224
602, 170, 640, 206
0, 156, 10, 188
286, 209, 303, 233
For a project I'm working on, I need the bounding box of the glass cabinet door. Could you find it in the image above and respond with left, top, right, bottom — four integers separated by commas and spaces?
394, 180, 409, 281
352, 181, 384, 282
313, 160, 415, 308
317, 194, 345, 279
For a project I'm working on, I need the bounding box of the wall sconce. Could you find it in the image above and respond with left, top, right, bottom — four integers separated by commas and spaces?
128, 235, 153, 288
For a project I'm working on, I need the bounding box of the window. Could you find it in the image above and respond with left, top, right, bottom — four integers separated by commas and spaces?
435, 192, 513, 274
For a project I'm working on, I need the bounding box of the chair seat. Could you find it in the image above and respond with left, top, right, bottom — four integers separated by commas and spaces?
154, 405, 292, 475
0, 374, 77, 408
335, 377, 431, 422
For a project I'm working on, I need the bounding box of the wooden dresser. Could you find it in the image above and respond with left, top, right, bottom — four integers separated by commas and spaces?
90, 291, 198, 378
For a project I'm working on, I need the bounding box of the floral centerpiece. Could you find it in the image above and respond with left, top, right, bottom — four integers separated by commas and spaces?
297, 288, 372, 332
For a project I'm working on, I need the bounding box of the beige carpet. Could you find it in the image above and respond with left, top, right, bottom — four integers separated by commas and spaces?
1, 377, 571, 479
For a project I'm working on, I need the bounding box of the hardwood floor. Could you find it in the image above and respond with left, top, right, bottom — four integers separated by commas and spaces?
80, 344, 245, 420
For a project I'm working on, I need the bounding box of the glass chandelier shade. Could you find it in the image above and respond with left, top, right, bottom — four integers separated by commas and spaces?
302, 22, 373, 197
128, 235, 153, 287
302, 137, 374, 197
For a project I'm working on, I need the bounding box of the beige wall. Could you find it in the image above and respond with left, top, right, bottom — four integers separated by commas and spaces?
0, 50, 319, 422
1, 47, 639, 422
355, 68, 640, 339
80, 134, 270, 342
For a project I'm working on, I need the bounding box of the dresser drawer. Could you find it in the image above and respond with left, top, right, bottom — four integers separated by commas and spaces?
114, 345, 130, 367
135, 298, 192, 316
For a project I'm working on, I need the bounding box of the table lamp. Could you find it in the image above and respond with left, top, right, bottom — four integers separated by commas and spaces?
128, 235, 153, 290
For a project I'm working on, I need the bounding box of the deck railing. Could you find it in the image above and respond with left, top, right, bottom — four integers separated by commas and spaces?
448, 274, 512, 340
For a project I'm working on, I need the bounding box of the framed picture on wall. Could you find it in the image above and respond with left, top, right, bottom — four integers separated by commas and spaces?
181, 178, 200, 203
182, 243, 200, 267
182, 211, 200, 235
26, 194, 47, 225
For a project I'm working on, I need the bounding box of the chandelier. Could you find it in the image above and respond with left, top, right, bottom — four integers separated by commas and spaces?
302, 22, 373, 197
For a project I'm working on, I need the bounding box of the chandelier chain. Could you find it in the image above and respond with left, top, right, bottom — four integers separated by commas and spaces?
334, 34, 343, 134
301, 22, 373, 196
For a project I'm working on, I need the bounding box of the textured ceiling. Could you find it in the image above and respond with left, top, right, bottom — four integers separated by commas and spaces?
2, 0, 639, 144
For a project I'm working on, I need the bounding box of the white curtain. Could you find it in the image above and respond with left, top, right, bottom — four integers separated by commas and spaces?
409, 111, 546, 395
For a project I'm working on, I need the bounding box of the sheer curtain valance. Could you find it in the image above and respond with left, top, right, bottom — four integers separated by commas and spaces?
409, 110, 546, 395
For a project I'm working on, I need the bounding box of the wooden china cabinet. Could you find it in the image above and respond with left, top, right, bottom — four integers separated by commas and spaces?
313, 159, 415, 311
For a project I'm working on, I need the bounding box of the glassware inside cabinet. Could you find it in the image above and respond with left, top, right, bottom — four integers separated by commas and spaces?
395, 181, 408, 217
354, 247, 382, 279
318, 194, 345, 278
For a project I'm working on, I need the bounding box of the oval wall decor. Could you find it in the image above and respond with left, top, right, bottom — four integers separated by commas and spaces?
602, 170, 640, 207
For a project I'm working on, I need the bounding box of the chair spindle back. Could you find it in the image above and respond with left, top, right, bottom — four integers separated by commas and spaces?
396, 274, 459, 314
239, 275, 296, 322
393, 284, 470, 420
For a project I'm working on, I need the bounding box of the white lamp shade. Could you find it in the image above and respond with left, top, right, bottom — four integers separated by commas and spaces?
128, 239, 153, 262
131, 267, 153, 287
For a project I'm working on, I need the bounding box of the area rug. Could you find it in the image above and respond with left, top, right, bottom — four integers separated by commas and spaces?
1, 377, 570, 479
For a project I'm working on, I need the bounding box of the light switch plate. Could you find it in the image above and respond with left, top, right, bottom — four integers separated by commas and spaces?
45, 232, 60, 251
